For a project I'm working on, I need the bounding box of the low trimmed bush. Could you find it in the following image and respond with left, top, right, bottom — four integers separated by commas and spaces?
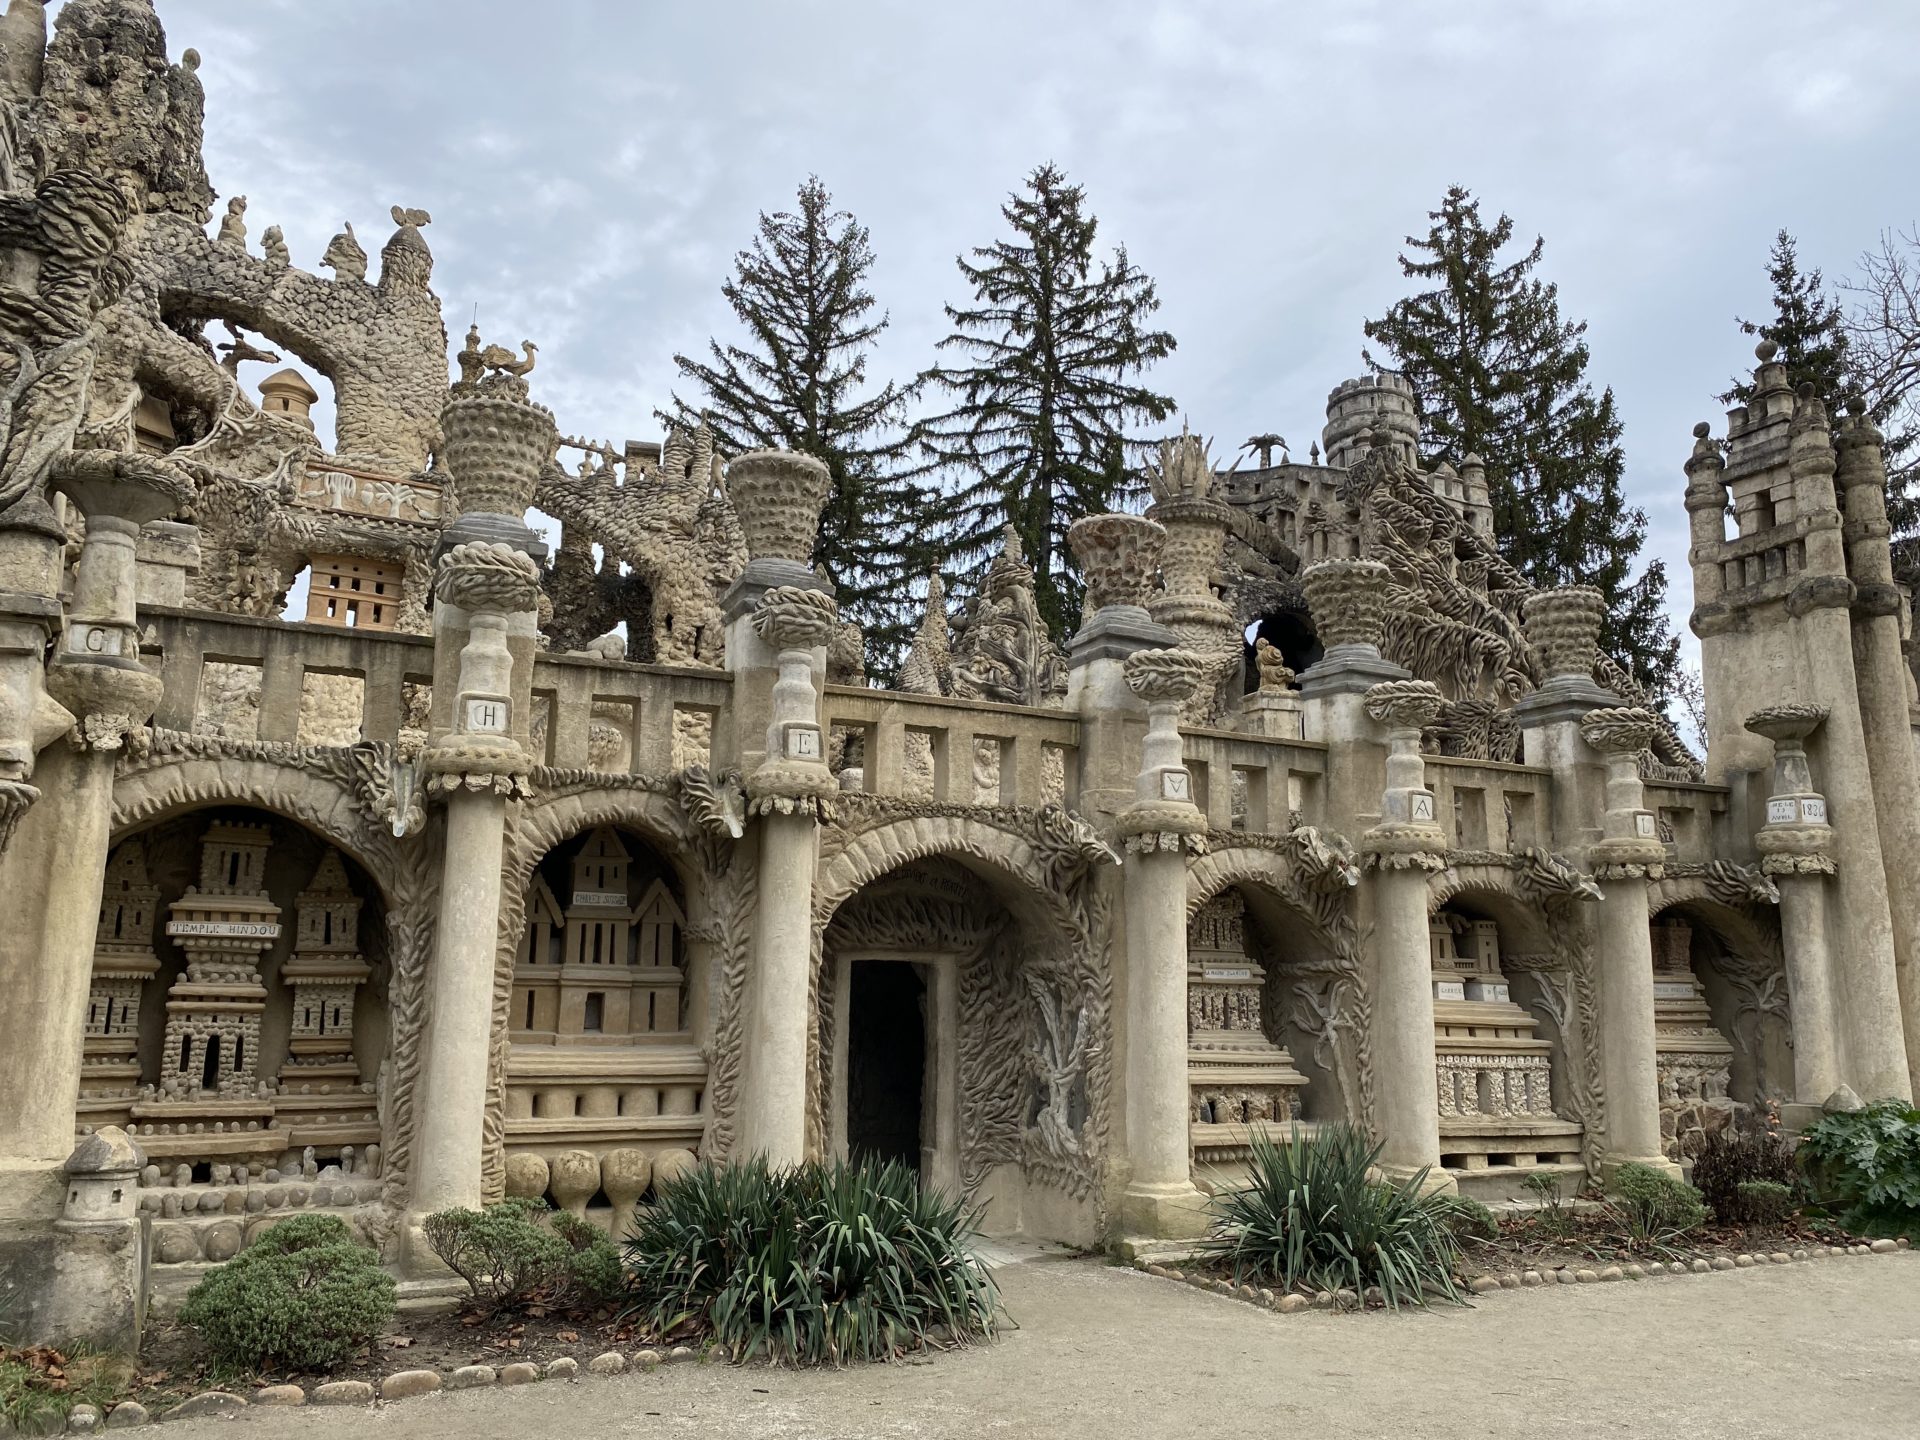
178, 1223, 394, 1374
1691, 1114, 1798, 1225
551, 1209, 627, 1305
1206, 1125, 1464, 1309
422, 1197, 570, 1311
1798, 1098, 1920, 1236
1438, 1194, 1499, 1242
622, 1157, 999, 1365
1734, 1180, 1798, 1225
1609, 1162, 1707, 1249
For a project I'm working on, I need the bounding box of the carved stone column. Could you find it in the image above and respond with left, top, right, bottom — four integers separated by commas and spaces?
1114, 647, 1210, 1237
1834, 406, 1920, 1093
718, 450, 832, 776
410, 543, 540, 1223
1065, 514, 1176, 825
1359, 680, 1453, 1191
1748, 705, 1844, 1109
1580, 707, 1679, 1179
0, 461, 181, 1189
1145, 434, 1238, 724
735, 586, 838, 1164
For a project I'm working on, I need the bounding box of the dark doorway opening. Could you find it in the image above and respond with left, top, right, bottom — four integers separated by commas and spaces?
1248, 607, 1323, 689
846, 961, 926, 1174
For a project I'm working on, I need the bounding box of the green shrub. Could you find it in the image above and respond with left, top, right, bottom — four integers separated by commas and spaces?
1734, 1180, 1798, 1225
248, 1212, 356, 1257
1437, 1194, 1499, 1242
1205, 1125, 1464, 1309
1691, 1117, 1798, 1225
1609, 1162, 1707, 1249
622, 1157, 1000, 1365
551, 1210, 627, 1305
421, 1197, 570, 1311
179, 1236, 394, 1374
1798, 1098, 1920, 1236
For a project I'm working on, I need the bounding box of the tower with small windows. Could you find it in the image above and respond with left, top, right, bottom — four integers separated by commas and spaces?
154, 823, 280, 1101
82, 842, 163, 1098
277, 849, 371, 1089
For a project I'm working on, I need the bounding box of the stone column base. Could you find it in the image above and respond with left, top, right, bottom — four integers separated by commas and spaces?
1116, 1180, 1212, 1240
1375, 1162, 1458, 1198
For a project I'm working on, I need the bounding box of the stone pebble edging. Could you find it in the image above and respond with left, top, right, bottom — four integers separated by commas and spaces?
0, 1342, 720, 1434
1132, 1236, 1911, 1313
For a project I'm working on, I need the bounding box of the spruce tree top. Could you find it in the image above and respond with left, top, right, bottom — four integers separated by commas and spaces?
915, 163, 1177, 639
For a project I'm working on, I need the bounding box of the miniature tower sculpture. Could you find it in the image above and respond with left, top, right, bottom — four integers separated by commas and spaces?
1428, 914, 1557, 1129
561, 827, 634, 1037
1649, 918, 1734, 1151
1185, 891, 1307, 1139
157, 823, 281, 1099
83, 842, 163, 1097
277, 849, 370, 1088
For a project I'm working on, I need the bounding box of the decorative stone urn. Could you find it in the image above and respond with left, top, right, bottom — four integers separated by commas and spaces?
1523, 585, 1607, 681
1067, 513, 1166, 616
1301, 558, 1391, 653
726, 450, 831, 565
438, 387, 558, 523
1746, 704, 1836, 876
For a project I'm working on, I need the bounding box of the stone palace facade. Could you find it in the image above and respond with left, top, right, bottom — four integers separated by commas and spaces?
3, 0, 1917, 1352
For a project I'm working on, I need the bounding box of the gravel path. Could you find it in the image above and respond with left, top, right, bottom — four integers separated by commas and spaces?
159, 1250, 1920, 1439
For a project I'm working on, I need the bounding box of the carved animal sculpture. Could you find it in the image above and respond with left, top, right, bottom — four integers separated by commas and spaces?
478, 340, 537, 378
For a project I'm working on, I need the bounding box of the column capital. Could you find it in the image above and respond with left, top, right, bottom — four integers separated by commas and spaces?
1117, 647, 1207, 849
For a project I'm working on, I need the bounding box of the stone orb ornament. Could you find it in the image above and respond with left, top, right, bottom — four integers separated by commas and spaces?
547, 1149, 601, 1218
650, 1147, 699, 1193
503, 1151, 550, 1201
600, 1148, 652, 1218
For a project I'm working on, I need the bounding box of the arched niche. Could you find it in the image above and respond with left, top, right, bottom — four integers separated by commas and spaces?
499, 820, 708, 1214
812, 821, 1107, 1248
1427, 886, 1586, 1181
1648, 898, 1790, 1156
87, 805, 391, 1185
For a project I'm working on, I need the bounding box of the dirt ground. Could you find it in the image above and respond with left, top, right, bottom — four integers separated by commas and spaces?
157, 1249, 1920, 1440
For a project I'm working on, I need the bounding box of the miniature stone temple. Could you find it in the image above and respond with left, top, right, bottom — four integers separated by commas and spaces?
1186, 892, 1309, 1166
6, 0, 1920, 1353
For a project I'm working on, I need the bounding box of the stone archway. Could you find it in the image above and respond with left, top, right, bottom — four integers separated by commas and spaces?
91, 800, 396, 1274
1647, 876, 1789, 1153
1423, 877, 1589, 1183
110, 739, 439, 1219
811, 803, 1113, 1240
1188, 839, 1367, 1134
492, 778, 725, 1208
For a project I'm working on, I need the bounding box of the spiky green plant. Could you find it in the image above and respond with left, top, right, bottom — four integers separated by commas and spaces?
1205, 1125, 1465, 1309
621, 1156, 1000, 1365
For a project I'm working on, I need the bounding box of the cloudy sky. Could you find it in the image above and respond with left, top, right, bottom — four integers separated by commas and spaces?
101, 0, 1920, 657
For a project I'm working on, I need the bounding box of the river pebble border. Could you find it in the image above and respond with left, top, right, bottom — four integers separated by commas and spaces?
0, 1342, 718, 1434
1132, 1236, 1912, 1314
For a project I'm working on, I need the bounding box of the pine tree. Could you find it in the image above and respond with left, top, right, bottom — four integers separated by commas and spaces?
666, 176, 931, 674
913, 164, 1177, 639
1720, 231, 1853, 407
1362, 185, 1680, 698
